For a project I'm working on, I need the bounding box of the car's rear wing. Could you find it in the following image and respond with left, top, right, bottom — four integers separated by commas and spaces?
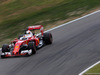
27, 25, 44, 35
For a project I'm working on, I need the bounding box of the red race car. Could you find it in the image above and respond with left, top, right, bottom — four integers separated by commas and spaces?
1, 25, 53, 58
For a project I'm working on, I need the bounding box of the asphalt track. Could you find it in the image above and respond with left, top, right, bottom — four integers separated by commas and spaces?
0, 11, 100, 75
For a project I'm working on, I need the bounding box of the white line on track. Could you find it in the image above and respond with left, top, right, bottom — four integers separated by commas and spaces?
46, 10, 100, 75
45, 10, 100, 75
45, 10, 100, 32
79, 61, 100, 75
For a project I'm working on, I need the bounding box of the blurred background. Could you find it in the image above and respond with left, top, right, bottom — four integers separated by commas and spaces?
0, 0, 100, 46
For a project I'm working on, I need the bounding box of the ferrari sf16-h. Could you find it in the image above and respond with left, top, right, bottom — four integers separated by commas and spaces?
1, 25, 53, 58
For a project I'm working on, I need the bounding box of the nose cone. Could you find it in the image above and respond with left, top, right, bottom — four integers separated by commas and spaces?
13, 41, 23, 55
13, 51, 19, 55
13, 45, 20, 55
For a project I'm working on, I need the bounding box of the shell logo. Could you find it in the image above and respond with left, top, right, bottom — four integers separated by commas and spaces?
15, 45, 19, 48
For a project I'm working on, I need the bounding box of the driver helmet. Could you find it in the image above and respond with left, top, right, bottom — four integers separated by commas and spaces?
24, 30, 33, 38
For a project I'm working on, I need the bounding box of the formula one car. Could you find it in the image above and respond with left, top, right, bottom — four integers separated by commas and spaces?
1, 25, 53, 58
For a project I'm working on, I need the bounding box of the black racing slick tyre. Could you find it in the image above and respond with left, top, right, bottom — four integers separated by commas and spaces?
28, 42, 36, 54
1, 55, 6, 59
2, 44, 10, 52
43, 32, 53, 44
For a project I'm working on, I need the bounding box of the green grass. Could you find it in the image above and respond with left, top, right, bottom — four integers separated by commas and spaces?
84, 63, 100, 75
0, 0, 100, 45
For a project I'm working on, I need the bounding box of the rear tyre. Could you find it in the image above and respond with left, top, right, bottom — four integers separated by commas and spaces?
28, 42, 36, 55
2, 44, 10, 52
43, 32, 53, 44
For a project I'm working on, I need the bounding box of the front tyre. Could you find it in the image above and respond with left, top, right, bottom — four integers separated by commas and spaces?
2, 44, 10, 52
28, 42, 36, 55
1, 55, 6, 58
1, 44, 9, 58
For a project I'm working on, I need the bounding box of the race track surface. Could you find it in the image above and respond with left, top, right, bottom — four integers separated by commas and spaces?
0, 12, 100, 75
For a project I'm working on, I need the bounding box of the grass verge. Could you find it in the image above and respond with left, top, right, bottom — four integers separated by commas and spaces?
84, 63, 100, 75
0, 0, 100, 46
